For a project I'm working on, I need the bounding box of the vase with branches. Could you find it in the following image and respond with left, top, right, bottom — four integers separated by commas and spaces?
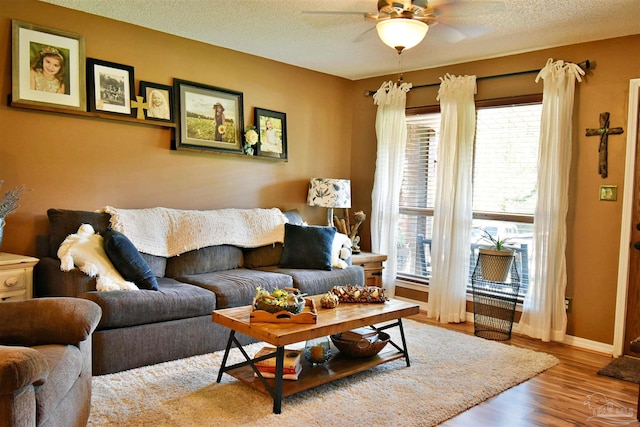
0, 181, 27, 249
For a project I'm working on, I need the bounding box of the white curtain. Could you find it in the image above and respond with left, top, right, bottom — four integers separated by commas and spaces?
371, 80, 412, 296
517, 59, 584, 341
427, 74, 477, 323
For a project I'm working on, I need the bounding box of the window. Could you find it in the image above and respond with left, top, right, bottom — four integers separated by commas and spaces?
397, 96, 542, 298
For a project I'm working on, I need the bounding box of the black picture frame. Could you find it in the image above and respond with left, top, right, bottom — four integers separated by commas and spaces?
86, 58, 135, 116
11, 20, 86, 111
173, 79, 244, 153
139, 81, 174, 123
255, 108, 287, 160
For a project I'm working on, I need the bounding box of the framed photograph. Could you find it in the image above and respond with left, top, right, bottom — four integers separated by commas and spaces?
599, 185, 618, 201
173, 79, 243, 153
255, 108, 287, 160
87, 58, 135, 116
139, 81, 174, 123
11, 20, 86, 111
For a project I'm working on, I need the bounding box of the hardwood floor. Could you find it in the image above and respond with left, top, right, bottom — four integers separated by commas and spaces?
409, 312, 639, 426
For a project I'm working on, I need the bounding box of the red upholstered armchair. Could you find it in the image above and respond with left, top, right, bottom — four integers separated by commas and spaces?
0, 298, 101, 427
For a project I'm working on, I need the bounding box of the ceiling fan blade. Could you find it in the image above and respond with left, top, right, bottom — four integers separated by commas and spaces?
301, 11, 370, 16
353, 26, 377, 43
431, 21, 488, 43
427, 0, 505, 18
301, 10, 374, 29
429, 22, 466, 43
452, 23, 490, 39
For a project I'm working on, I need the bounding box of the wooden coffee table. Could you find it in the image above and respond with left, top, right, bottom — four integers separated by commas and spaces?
212, 295, 419, 413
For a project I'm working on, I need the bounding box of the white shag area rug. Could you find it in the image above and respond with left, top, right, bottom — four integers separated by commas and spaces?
89, 319, 558, 427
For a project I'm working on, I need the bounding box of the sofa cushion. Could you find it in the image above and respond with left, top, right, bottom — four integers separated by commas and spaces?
57, 224, 137, 292
33, 344, 82, 425
103, 228, 159, 291
242, 243, 283, 268
0, 298, 102, 347
279, 224, 335, 271
47, 209, 111, 257
165, 245, 242, 278
258, 265, 365, 296
0, 346, 49, 393
140, 253, 167, 278
80, 278, 216, 329
176, 268, 293, 309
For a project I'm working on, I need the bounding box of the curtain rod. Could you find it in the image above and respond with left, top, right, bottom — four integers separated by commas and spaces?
363, 60, 591, 97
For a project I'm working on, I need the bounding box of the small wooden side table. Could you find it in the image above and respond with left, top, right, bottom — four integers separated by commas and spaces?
351, 252, 387, 287
0, 253, 39, 302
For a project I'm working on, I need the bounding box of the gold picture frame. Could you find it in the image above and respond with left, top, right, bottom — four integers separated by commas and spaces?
599, 185, 618, 201
11, 20, 86, 112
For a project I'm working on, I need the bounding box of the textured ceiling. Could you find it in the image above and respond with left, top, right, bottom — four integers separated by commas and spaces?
41, 0, 640, 80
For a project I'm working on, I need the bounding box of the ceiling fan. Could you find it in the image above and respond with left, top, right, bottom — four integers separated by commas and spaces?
364, 0, 438, 24
305, 0, 498, 52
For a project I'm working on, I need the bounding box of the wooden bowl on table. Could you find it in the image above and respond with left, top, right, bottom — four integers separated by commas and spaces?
330, 331, 390, 357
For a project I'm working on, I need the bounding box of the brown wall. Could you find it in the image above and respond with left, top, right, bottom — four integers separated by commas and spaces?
351, 35, 640, 344
3, 0, 639, 345
1, 0, 354, 256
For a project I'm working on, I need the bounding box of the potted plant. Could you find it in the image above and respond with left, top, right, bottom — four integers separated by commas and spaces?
476, 228, 516, 282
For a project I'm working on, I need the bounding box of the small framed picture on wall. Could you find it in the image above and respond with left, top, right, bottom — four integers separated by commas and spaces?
11, 20, 86, 111
139, 81, 174, 123
255, 108, 288, 161
86, 58, 135, 116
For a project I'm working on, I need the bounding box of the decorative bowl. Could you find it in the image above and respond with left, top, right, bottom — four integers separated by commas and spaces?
330, 331, 390, 358
254, 298, 305, 314
254, 287, 306, 314
320, 292, 340, 309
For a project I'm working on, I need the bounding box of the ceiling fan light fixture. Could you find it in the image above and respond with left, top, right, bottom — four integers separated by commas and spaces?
376, 19, 429, 52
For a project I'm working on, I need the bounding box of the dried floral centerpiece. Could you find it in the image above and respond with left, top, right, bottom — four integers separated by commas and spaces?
254, 286, 306, 314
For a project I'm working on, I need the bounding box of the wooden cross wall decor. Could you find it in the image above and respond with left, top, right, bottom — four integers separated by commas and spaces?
585, 112, 624, 179
130, 96, 148, 120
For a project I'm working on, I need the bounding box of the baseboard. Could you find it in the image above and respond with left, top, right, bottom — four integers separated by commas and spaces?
394, 295, 614, 355
560, 334, 614, 355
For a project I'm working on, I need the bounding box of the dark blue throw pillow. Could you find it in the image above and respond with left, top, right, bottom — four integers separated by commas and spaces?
103, 228, 159, 291
279, 223, 336, 270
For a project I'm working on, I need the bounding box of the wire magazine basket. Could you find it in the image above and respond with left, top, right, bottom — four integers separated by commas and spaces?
471, 252, 521, 341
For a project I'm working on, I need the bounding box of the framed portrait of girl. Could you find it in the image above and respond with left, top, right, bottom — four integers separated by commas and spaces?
140, 81, 174, 123
11, 20, 86, 112
173, 79, 244, 154
255, 108, 288, 161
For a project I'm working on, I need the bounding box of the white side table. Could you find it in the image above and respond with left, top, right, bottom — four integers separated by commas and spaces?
0, 253, 39, 302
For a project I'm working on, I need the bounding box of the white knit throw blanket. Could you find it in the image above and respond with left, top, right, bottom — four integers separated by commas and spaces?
102, 206, 288, 257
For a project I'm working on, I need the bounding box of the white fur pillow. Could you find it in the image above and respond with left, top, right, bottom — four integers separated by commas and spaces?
57, 224, 138, 292
331, 232, 352, 269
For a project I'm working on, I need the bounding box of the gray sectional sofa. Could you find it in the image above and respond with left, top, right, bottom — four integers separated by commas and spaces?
34, 208, 364, 375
